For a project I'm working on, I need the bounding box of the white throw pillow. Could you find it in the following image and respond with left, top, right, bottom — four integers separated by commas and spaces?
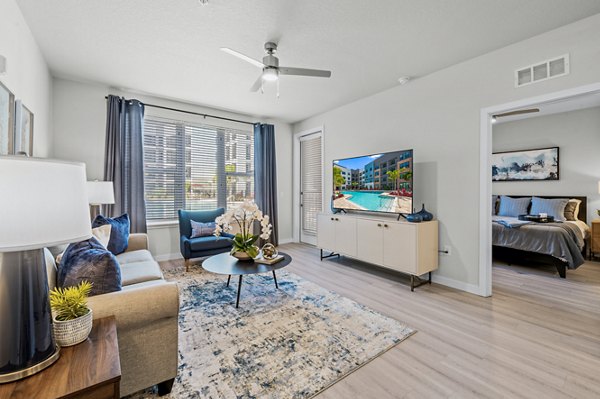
92, 224, 112, 249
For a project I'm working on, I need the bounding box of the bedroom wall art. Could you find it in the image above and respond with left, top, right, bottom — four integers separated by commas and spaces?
0, 80, 15, 155
14, 99, 34, 156
492, 146, 559, 181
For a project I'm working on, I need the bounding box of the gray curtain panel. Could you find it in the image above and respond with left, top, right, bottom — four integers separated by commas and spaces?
103, 95, 147, 233
254, 123, 278, 246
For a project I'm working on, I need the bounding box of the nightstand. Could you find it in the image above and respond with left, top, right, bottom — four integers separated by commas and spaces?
0, 317, 121, 399
592, 220, 600, 259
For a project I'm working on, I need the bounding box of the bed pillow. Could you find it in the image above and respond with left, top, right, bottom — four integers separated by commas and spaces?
529, 197, 569, 222
492, 195, 499, 215
190, 220, 216, 238
564, 199, 582, 221
57, 237, 122, 296
92, 214, 130, 255
498, 196, 531, 217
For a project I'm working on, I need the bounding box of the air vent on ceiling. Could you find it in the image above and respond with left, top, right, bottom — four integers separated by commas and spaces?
515, 54, 569, 88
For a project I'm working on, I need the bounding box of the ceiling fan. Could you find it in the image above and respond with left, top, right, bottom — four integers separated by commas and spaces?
492, 108, 539, 123
221, 42, 332, 94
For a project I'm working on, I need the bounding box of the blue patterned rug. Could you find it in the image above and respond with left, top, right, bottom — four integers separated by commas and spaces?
129, 263, 415, 398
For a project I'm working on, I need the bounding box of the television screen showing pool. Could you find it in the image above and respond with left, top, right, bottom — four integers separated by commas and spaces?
332, 149, 413, 215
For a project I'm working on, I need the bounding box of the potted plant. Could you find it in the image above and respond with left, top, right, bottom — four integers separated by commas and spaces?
214, 200, 272, 260
49, 281, 94, 347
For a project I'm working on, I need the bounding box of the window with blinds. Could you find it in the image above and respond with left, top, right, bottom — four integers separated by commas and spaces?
143, 117, 254, 221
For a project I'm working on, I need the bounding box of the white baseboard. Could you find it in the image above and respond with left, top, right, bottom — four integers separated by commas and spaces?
431, 274, 483, 296
154, 252, 183, 262
279, 238, 294, 245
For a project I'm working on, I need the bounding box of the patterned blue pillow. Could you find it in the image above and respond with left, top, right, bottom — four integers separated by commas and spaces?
57, 237, 122, 296
530, 197, 569, 222
190, 220, 216, 238
498, 196, 531, 217
92, 214, 130, 255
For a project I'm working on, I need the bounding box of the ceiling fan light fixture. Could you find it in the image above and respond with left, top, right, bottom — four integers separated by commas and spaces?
262, 68, 279, 82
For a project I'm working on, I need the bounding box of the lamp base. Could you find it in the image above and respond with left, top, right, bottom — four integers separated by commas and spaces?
0, 346, 60, 383
0, 249, 60, 383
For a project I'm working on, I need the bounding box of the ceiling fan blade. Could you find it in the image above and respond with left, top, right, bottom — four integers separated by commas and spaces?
250, 75, 263, 92
220, 47, 264, 68
279, 67, 331, 78
494, 108, 540, 118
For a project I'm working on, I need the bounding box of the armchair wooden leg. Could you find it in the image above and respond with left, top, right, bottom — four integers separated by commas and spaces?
157, 378, 175, 396
185, 259, 190, 272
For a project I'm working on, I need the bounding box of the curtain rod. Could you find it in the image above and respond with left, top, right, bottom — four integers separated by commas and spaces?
104, 96, 258, 126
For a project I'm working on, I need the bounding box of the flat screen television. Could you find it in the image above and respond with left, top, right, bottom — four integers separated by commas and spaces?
332, 149, 413, 215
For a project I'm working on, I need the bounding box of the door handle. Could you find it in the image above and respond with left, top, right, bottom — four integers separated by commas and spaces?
331, 217, 334, 221
377, 223, 382, 227
384, 224, 388, 228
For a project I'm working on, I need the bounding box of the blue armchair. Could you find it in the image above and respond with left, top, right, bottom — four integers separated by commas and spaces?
178, 208, 233, 272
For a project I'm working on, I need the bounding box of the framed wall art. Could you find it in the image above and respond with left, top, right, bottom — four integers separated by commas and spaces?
0, 80, 15, 155
492, 147, 559, 181
14, 100, 34, 156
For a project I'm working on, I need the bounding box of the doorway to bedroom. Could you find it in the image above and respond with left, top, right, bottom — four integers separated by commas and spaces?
481, 83, 600, 295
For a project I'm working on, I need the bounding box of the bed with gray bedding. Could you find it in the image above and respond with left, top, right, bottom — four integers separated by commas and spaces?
492, 195, 588, 278
492, 217, 585, 270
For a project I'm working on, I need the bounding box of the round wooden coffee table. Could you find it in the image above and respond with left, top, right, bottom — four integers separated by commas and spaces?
202, 252, 292, 308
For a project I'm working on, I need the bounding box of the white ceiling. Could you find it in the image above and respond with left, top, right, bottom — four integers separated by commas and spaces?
16, 0, 600, 123
494, 90, 600, 124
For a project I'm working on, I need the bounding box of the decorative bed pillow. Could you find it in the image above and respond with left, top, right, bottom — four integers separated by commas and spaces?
564, 199, 582, 221
92, 214, 130, 255
190, 220, 216, 238
498, 196, 531, 217
57, 237, 122, 296
530, 197, 569, 222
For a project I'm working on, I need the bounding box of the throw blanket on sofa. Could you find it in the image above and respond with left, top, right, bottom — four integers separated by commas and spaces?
492, 216, 585, 269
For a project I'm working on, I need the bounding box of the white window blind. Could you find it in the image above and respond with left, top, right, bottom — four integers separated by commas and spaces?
143, 117, 254, 221
300, 135, 322, 235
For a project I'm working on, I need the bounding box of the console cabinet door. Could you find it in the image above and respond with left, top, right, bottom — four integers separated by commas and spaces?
317, 214, 336, 251
334, 217, 357, 257
383, 223, 416, 274
356, 219, 384, 265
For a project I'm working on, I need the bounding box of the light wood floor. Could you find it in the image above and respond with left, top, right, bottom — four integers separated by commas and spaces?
174, 243, 600, 398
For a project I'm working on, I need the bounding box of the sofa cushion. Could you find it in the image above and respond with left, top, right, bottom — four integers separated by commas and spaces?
188, 236, 232, 252
118, 249, 164, 286
92, 213, 130, 255
58, 237, 122, 296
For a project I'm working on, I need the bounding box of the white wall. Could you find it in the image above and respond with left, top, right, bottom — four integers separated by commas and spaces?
492, 106, 600, 223
294, 13, 600, 293
52, 78, 293, 259
0, 0, 53, 156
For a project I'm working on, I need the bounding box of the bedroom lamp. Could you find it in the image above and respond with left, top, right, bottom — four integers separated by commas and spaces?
0, 157, 91, 383
87, 180, 115, 219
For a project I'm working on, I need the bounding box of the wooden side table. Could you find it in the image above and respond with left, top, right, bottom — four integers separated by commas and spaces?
592, 220, 600, 259
0, 316, 121, 399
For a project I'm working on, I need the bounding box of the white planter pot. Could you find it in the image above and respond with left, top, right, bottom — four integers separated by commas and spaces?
52, 309, 93, 347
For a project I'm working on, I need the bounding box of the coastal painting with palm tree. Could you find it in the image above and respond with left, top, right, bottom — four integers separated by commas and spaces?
333, 149, 413, 214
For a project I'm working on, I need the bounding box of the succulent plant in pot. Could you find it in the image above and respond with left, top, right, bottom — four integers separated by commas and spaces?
49, 281, 93, 347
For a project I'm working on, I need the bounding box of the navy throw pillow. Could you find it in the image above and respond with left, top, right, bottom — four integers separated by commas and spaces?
92, 214, 130, 255
57, 237, 122, 296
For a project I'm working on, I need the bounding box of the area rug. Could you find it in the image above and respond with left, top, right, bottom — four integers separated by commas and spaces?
129, 264, 415, 398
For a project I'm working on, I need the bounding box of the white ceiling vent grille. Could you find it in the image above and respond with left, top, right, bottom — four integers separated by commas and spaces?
515, 54, 569, 87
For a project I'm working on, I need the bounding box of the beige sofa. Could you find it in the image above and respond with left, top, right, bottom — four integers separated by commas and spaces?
45, 233, 179, 397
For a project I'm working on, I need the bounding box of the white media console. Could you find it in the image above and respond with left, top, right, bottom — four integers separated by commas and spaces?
317, 212, 439, 291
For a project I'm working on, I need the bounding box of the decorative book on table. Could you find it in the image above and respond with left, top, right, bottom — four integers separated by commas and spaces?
255, 255, 284, 265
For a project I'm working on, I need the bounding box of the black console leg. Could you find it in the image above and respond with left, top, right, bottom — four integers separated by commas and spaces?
226, 275, 231, 287
236, 275, 243, 308
410, 275, 415, 292
273, 270, 279, 289
428, 272, 432, 284
157, 378, 175, 396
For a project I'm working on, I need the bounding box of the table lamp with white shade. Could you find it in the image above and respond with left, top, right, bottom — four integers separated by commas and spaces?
0, 157, 91, 382
87, 180, 115, 219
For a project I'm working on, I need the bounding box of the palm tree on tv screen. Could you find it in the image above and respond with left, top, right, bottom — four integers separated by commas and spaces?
333, 166, 345, 193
